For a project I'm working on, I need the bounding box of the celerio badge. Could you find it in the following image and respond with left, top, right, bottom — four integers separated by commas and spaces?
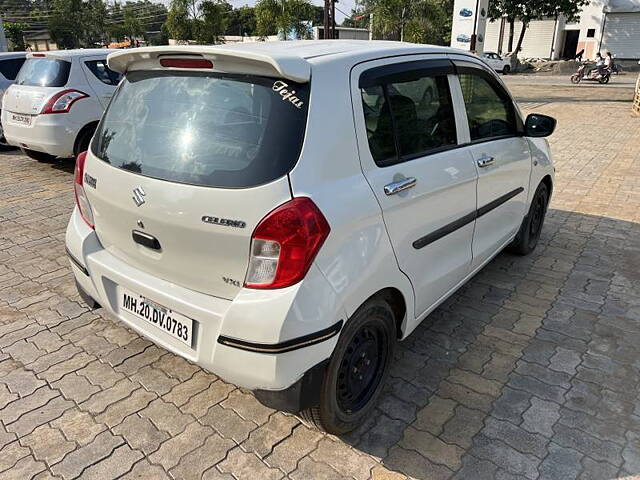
132, 187, 146, 207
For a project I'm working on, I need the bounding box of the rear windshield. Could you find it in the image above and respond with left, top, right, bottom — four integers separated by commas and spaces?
92, 70, 310, 188
15, 58, 71, 87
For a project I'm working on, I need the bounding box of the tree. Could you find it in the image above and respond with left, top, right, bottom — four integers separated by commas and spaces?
255, 0, 314, 39
193, 0, 230, 43
49, 0, 83, 49
227, 6, 257, 36
166, 0, 192, 40
123, 3, 143, 46
361, 0, 452, 44
83, 0, 108, 46
3, 22, 28, 51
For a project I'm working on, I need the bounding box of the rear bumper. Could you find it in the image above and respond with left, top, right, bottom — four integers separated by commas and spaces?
1, 110, 81, 157
65, 207, 344, 393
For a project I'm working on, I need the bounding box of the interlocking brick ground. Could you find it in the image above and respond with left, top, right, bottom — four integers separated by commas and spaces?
1, 76, 639, 479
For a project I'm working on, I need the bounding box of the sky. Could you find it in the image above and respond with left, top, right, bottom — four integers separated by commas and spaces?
150, 0, 356, 23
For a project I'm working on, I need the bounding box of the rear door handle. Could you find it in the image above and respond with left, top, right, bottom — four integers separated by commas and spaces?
477, 155, 495, 168
384, 177, 417, 196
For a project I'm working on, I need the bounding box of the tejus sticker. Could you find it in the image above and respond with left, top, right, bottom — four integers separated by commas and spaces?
272, 81, 304, 109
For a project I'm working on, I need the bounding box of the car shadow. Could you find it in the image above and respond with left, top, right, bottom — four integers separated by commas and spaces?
338, 207, 640, 479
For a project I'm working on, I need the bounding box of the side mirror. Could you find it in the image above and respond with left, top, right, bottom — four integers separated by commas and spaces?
525, 113, 556, 138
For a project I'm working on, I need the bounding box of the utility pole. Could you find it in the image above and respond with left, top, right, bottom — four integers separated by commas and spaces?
323, 0, 336, 39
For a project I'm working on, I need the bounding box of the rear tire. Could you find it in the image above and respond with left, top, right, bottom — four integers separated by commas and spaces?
300, 298, 396, 435
502, 65, 510, 74
21, 148, 57, 163
599, 75, 610, 84
508, 182, 549, 256
570, 74, 581, 84
73, 125, 97, 157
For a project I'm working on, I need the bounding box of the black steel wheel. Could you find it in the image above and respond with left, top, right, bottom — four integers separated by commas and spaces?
508, 182, 549, 256
336, 322, 389, 413
300, 297, 396, 435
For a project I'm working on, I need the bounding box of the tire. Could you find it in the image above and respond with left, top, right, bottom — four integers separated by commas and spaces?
21, 148, 57, 163
74, 125, 97, 157
508, 182, 549, 256
570, 74, 581, 84
502, 65, 510, 74
599, 75, 610, 84
300, 298, 396, 435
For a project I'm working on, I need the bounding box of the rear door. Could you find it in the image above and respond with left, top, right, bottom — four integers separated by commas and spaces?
84, 68, 310, 300
80, 56, 120, 108
3, 56, 71, 116
352, 57, 478, 319
452, 59, 531, 269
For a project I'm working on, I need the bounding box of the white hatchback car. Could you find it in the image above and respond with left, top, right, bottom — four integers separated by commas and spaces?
65, 41, 556, 434
481, 51, 511, 74
2, 49, 120, 162
0, 52, 27, 147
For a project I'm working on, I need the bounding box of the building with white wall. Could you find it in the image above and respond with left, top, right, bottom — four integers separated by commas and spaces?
483, 0, 640, 60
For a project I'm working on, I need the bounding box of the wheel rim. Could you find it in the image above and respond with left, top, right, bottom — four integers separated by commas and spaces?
336, 323, 388, 413
528, 192, 546, 245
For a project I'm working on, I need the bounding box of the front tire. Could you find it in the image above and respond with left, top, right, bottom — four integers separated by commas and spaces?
570, 74, 581, 84
21, 148, 57, 163
508, 182, 549, 256
301, 298, 396, 435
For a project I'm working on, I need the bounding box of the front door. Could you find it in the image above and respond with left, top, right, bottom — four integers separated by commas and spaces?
351, 58, 478, 320
453, 62, 532, 269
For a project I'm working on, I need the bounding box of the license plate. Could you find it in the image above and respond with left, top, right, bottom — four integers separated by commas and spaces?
119, 287, 193, 347
11, 113, 31, 126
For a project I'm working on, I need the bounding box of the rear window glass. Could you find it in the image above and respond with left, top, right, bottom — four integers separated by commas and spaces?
0, 58, 25, 81
92, 71, 310, 188
85, 60, 122, 86
15, 58, 71, 87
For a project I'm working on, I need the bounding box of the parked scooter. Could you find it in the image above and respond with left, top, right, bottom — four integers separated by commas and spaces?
571, 62, 611, 84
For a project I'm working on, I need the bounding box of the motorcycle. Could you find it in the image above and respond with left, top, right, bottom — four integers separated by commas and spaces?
570, 62, 611, 84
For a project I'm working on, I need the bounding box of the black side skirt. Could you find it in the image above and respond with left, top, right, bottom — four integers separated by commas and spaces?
413, 187, 524, 250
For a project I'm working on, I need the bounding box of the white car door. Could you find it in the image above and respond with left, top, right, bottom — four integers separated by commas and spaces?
351, 57, 478, 321
452, 58, 532, 269
80, 56, 120, 108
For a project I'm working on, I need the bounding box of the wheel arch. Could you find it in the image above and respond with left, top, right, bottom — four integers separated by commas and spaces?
73, 121, 100, 156
349, 287, 409, 340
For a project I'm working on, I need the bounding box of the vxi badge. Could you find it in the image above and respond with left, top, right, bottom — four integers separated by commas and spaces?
202, 216, 247, 229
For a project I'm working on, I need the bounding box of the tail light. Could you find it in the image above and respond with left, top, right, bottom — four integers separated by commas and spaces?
245, 197, 330, 289
74, 151, 95, 229
42, 89, 89, 114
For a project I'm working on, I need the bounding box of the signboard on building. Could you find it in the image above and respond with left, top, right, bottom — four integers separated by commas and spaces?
450, 0, 490, 53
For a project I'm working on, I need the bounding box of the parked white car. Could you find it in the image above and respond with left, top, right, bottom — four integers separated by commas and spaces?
2, 49, 121, 161
481, 51, 511, 74
65, 41, 556, 434
0, 52, 27, 147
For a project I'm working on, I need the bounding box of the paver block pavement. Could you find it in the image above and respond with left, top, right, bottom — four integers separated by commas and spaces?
1, 79, 640, 479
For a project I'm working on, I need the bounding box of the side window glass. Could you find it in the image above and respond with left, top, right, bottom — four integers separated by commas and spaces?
459, 72, 517, 141
361, 85, 397, 165
85, 60, 122, 86
361, 74, 457, 166
0, 58, 25, 81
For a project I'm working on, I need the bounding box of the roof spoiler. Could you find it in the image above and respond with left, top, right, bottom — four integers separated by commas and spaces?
107, 46, 311, 83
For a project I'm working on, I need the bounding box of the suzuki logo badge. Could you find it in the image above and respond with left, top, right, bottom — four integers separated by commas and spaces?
132, 187, 146, 207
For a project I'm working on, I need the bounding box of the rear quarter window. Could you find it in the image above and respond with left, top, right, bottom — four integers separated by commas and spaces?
92, 71, 310, 188
15, 58, 71, 87
85, 60, 122, 86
